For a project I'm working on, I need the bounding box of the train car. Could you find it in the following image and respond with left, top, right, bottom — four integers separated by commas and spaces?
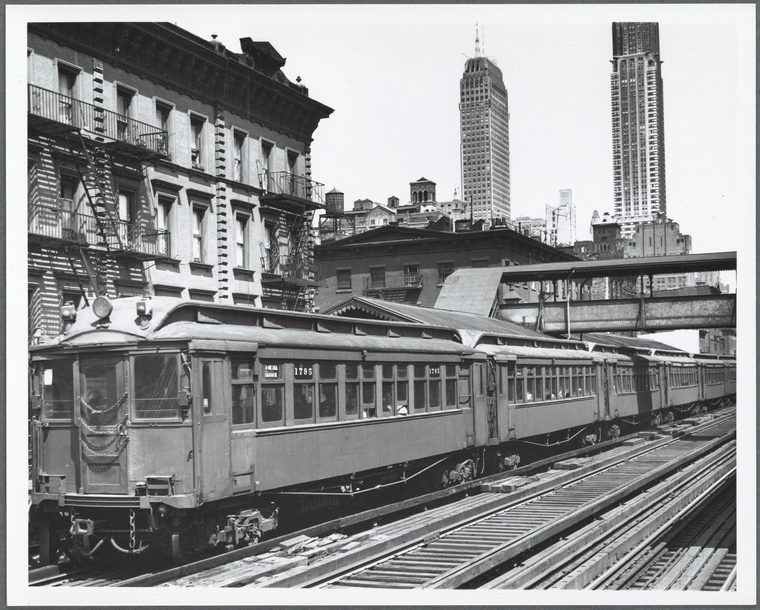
28, 296, 736, 565
29, 296, 485, 563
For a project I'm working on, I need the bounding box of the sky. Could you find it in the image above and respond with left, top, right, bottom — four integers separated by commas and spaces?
158, 4, 757, 255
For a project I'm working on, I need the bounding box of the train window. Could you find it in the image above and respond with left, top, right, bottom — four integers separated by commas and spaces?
414, 379, 426, 412
134, 354, 180, 419
294, 384, 314, 421
429, 379, 442, 410
261, 385, 284, 424
381, 382, 394, 415
202, 362, 212, 413
506, 364, 515, 402
41, 359, 75, 420
515, 367, 524, 401
362, 365, 376, 417
318, 364, 337, 420
80, 358, 122, 427
459, 364, 471, 409
346, 364, 359, 417
231, 360, 255, 425
589, 367, 597, 395
445, 378, 457, 408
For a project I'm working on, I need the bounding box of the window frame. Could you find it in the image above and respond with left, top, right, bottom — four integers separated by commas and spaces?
232, 128, 248, 183
336, 268, 352, 291
154, 98, 174, 158
189, 112, 207, 171
190, 202, 210, 263
233, 209, 251, 269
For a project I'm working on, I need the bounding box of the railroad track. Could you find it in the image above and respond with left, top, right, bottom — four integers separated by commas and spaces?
478, 442, 736, 589
298, 413, 735, 589
586, 471, 736, 591
126, 409, 735, 589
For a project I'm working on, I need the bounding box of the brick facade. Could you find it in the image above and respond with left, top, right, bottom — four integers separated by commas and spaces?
28, 23, 331, 339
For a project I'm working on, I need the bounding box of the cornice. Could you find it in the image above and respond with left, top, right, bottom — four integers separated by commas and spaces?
29, 22, 333, 144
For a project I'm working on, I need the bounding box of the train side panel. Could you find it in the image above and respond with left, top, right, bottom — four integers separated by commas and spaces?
249, 412, 470, 491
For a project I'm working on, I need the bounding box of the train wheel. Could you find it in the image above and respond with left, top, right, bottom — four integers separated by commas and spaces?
651, 412, 662, 427
606, 424, 621, 440
664, 411, 675, 424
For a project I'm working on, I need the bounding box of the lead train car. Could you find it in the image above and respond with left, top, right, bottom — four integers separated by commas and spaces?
29, 297, 735, 563
30, 297, 483, 562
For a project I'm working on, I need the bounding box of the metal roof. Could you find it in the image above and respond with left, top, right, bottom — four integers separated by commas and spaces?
323, 296, 548, 340
434, 268, 505, 316
580, 332, 687, 353
470, 251, 736, 282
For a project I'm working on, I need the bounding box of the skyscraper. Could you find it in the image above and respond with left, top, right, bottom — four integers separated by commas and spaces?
460, 31, 510, 223
610, 22, 666, 238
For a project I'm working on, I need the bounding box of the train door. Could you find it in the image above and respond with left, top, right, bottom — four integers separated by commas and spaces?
495, 359, 512, 443
194, 356, 232, 502
78, 356, 129, 494
471, 360, 489, 447
601, 361, 612, 420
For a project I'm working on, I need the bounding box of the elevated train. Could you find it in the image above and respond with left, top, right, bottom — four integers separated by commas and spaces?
29, 296, 736, 563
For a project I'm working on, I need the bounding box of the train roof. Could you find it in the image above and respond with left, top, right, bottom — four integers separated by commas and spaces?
579, 332, 688, 356
29, 296, 474, 355
322, 296, 585, 351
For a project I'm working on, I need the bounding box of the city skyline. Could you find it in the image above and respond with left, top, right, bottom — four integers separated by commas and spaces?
9, 5, 752, 258
175, 5, 750, 254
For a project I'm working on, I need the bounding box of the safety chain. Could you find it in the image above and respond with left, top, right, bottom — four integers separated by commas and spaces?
81, 438, 128, 473
80, 414, 128, 436
80, 431, 119, 453
129, 509, 136, 550
80, 391, 128, 416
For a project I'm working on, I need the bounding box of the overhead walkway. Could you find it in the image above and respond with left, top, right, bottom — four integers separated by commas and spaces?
434, 252, 737, 333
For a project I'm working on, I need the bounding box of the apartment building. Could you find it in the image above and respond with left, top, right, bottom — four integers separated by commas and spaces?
28, 22, 332, 339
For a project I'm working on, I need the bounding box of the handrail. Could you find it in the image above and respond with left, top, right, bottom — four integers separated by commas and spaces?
28, 84, 168, 156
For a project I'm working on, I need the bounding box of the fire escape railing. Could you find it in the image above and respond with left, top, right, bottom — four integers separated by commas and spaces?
258, 170, 325, 206
29, 202, 170, 256
28, 84, 168, 155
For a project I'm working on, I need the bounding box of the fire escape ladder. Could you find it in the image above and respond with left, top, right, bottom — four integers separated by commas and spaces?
76, 244, 109, 297
70, 133, 124, 251
63, 246, 91, 307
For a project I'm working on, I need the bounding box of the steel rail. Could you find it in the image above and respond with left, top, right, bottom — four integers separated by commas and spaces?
295, 414, 735, 589
481, 444, 736, 589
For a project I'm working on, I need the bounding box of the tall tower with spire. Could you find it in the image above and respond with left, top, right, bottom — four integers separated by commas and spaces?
459, 25, 511, 223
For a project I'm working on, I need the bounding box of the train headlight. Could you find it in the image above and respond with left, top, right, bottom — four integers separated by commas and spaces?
92, 296, 113, 320
60, 302, 77, 322
136, 297, 153, 317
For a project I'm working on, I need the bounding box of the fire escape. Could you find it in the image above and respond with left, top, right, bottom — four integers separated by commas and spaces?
257, 166, 325, 312
28, 83, 170, 299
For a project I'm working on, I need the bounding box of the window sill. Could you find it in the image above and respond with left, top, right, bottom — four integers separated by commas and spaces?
336, 288, 353, 293
233, 267, 256, 280
189, 261, 214, 271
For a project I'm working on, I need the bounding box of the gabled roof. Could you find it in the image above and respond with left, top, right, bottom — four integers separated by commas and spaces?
322, 296, 551, 343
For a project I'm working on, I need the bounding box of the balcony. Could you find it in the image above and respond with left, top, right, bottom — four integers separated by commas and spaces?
28, 85, 168, 161
258, 170, 325, 211
29, 202, 170, 259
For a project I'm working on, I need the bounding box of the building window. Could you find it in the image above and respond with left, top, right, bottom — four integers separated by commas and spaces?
404, 264, 419, 286
156, 196, 174, 257
234, 212, 249, 268
190, 115, 205, 170
233, 130, 246, 182
155, 101, 172, 158
438, 262, 454, 284
263, 222, 278, 273
117, 189, 137, 245
260, 140, 274, 189
192, 205, 207, 262
116, 86, 134, 142
370, 267, 385, 289
57, 64, 79, 124
337, 269, 351, 290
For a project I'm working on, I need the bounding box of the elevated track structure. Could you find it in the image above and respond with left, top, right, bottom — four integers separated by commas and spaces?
435, 252, 736, 334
